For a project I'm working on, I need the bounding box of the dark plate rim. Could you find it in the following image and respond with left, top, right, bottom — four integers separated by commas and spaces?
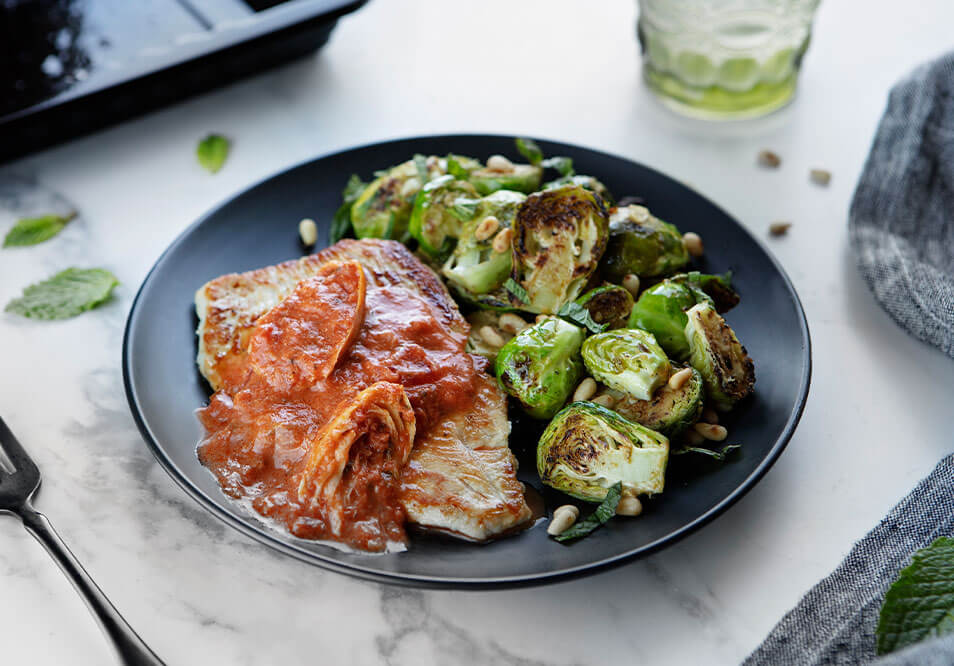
122, 133, 812, 589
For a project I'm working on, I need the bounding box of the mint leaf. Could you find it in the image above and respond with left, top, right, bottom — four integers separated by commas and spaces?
554, 482, 622, 542
557, 301, 606, 334
5, 268, 119, 320
446, 155, 470, 180
877, 537, 954, 655
542, 155, 575, 177
413, 153, 430, 184
330, 174, 367, 243
197, 134, 230, 173
504, 278, 529, 305
4, 212, 76, 247
672, 444, 741, 461
342, 173, 367, 203
515, 137, 543, 165
449, 198, 480, 222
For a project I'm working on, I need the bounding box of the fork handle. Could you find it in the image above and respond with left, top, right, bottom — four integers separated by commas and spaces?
19, 505, 165, 666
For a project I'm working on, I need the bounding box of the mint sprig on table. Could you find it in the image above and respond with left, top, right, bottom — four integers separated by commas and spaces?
5, 268, 119, 320
197, 134, 230, 173
553, 481, 622, 542
876, 537, 954, 655
3, 212, 76, 247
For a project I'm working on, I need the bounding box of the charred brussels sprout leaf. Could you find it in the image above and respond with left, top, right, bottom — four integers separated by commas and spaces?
510, 184, 609, 313
575, 284, 634, 330
470, 163, 544, 196
537, 402, 669, 502
408, 175, 480, 259
670, 271, 739, 313
613, 365, 703, 436
628, 280, 713, 360
684, 303, 755, 412
553, 482, 622, 542
601, 205, 689, 282
582, 329, 671, 401
544, 174, 614, 206
495, 317, 585, 419
442, 190, 525, 301
350, 160, 421, 240
331, 174, 368, 242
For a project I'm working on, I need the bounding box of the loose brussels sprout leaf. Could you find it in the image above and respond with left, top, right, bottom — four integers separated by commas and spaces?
684, 303, 755, 412
408, 175, 480, 259
544, 174, 614, 206
601, 205, 689, 282
557, 302, 606, 334
553, 482, 622, 542
510, 184, 609, 314
537, 402, 669, 502
670, 271, 739, 313
612, 366, 703, 437
330, 174, 368, 242
672, 444, 740, 461
575, 284, 634, 330
495, 317, 585, 419
442, 190, 526, 296
582, 329, 671, 401
515, 137, 544, 165
350, 160, 420, 240
541, 156, 574, 177
628, 280, 713, 360
465, 311, 512, 362
470, 163, 544, 196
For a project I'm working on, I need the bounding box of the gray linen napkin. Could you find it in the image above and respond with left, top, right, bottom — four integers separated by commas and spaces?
746, 53, 954, 665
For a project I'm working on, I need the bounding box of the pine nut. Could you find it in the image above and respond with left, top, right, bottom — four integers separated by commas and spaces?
693, 422, 728, 442
478, 325, 506, 348
622, 273, 641, 298
298, 218, 318, 246
400, 177, 421, 198
591, 393, 617, 409
668, 367, 693, 391
492, 227, 514, 254
809, 169, 831, 186
758, 149, 781, 168
683, 232, 704, 257
573, 377, 597, 402
498, 313, 528, 334
702, 408, 719, 424
547, 505, 579, 535
630, 205, 650, 223
616, 494, 643, 517
535, 314, 548, 324
486, 154, 515, 172
685, 429, 705, 445
474, 216, 500, 241
769, 222, 792, 236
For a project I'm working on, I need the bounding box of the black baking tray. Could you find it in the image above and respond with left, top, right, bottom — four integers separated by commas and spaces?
0, 0, 367, 163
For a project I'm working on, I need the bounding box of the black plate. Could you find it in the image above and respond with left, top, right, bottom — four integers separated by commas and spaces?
123, 135, 811, 589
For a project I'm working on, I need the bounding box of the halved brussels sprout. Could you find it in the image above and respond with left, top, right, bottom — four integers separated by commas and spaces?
408, 175, 480, 259
495, 317, 585, 419
470, 163, 543, 195
612, 365, 704, 437
537, 402, 669, 501
628, 280, 713, 360
350, 157, 444, 240
582, 329, 671, 401
544, 174, 614, 206
510, 184, 609, 314
684, 302, 755, 412
601, 205, 689, 282
669, 271, 740, 313
575, 284, 634, 330
442, 190, 526, 299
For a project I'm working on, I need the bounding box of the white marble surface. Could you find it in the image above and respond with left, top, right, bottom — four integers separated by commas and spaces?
2, 1, 954, 664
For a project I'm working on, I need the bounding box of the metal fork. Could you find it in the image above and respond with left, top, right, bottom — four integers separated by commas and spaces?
0, 417, 164, 665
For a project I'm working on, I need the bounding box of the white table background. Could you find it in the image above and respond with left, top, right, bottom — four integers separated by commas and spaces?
2, 1, 954, 664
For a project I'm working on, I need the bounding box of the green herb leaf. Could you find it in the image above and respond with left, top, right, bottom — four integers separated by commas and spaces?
672, 444, 741, 461
877, 537, 954, 655
554, 482, 622, 542
449, 198, 480, 222
197, 134, 230, 173
557, 301, 607, 334
3, 212, 76, 247
542, 156, 575, 177
342, 173, 367, 203
330, 174, 367, 243
413, 153, 430, 184
504, 278, 529, 305
446, 155, 470, 180
5, 268, 119, 320
515, 137, 543, 166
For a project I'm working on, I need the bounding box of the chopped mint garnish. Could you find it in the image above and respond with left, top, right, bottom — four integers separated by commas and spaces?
672, 444, 741, 461
554, 481, 622, 542
557, 301, 606, 334
5, 268, 119, 320
330, 174, 367, 243
515, 137, 543, 166
504, 278, 529, 305
197, 134, 230, 173
3, 212, 76, 247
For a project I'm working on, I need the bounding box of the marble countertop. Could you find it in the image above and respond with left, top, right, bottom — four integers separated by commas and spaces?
3, 1, 954, 664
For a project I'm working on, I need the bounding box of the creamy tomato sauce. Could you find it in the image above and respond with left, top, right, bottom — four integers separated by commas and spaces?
197, 260, 486, 551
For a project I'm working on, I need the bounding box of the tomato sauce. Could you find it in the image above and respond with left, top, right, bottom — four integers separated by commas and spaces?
197, 260, 484, 551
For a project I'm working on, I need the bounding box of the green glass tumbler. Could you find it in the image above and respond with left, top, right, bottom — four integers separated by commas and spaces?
637, 0, 821, 119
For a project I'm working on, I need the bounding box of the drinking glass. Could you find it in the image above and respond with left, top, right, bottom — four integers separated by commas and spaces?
637, 0, 821, 119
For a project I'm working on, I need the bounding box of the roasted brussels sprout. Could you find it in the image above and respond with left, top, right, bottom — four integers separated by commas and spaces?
537, 402, 669, 501
574, 284, 634, 329
510, 184, 609, 314
601, 205, 689, 282
684, 303, 755, 412
582, 329, 671, 401
612, 366, 704, 437
669, 271, 740, 313
408, 175, 480, 259
544, 174, 614, 206
628, 280, 713, 360
350, 158, 442, 240
469, 163, 543, 196
442, 190, 525, 300
495, 317, 585, 419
